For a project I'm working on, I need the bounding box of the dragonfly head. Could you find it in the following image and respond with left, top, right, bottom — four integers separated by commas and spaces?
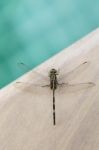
50, 68, 58, 75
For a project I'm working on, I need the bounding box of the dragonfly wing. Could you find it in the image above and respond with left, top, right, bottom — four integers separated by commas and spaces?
58, 61, 90, 82
14, 81, 50, 94
17, 62, 30, 72
17, 62, 49, 82
58, 82, 95, 93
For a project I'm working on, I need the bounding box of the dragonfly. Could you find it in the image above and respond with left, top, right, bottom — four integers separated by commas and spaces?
16, 61, 95, 125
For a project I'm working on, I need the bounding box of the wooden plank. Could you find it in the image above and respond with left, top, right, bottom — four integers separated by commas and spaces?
0, 28, 99, 150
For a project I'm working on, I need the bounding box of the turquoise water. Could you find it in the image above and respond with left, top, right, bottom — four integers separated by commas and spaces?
0, 0, 99, 88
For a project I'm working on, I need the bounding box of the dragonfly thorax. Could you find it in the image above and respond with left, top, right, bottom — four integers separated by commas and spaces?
49, 69, 58, 89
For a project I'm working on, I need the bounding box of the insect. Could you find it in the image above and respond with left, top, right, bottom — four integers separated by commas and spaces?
16, 61, 95, 125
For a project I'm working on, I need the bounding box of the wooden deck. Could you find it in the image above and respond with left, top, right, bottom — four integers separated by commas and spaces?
0, 28, 99, 150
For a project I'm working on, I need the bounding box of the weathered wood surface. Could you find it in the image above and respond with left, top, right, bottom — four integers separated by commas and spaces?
0, 28, 99, 150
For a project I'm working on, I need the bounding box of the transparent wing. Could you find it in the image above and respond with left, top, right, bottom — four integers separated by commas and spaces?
57, 82, 95, 93
58, 61, 90, 82
14, 81, 50, 94
17, 62, 30, 72
17, 62, 49, 82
